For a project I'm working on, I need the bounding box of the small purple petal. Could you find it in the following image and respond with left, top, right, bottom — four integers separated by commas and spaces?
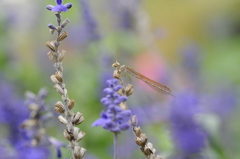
92, 118, 105, 126
118, 96, 127, 102
64, 3, 72, 9
113, 99, 121, 105
100, 97, 108, 103
46, 5, 54, 11
119, 123, 130, 130
100, 112, 108, 119
114, 85, 122, 91
103, 88, 114, 94
56, 0, 63, 5
51, 5, 68, 12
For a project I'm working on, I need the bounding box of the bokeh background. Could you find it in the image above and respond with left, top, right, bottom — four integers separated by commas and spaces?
0, 0, 240, 159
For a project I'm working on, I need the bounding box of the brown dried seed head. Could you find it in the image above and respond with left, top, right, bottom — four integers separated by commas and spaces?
79, 147, 86, 158
55, 101, 65, 113
130, 115, 138, 126
73, 127, 80, 139
133, 126, 141, 136
58, 115, 68, 125
46, 41, 56, 52
61, 19, 70, 28
125, 84, 134, 96
47, 51, 56, 62
68, 99, 74, 110
76, 131, 86, 142
53, 84, 64, 95
74, 146, 86, 159
50, 75, 60, 84
143, 143, 154, 156
74, 146, 81, 158
140, 133, 148, 145
55, 72, 63, 83
135, 136, 144, 146
113, 70, 121, 79
58, 50, 66, 62
117, 87, 124, 95
73, 112, 84, 125
57, 31, 68, 41
112, 61, 120, 67
135, 133, 147, 146
63, 129, 72, 141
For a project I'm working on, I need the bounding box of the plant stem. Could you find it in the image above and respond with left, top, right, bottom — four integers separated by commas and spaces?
114, 132, 118, 159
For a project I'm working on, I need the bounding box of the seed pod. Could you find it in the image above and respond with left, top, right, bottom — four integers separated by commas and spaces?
47, 51, 56, 62
55, 101, 65, 113
58, 115, 68, 125
143, 142, 154, 155
130, 115, 138, 127
135, 133, 147, 146
112, 61, 120, 67
58, 50, 65, 62
125, 84, 134, 96
53, 84, 64, 95
50, 74, 60, 84
117, 87, 124, 95
57, 31, 68, 42
55, 71, 63, 83
61, 19, 70, 28
74, 146, 81, 158
63, 129, 72, 141
73, 112, 84, 125
68, 99, 74, 110
76, 131, 86, 142
73, 127, 80, 139
113, 70, 120, 79
46, 41, 56, 52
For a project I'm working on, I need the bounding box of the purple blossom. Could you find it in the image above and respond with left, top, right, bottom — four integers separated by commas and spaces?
79, 0, 100, 41
0, 79, 50, 158
46, 0, 72, 12
92, 79, 131, 132
169, 91, 206, 154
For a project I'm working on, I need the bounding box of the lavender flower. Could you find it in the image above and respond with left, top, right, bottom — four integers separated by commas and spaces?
46, 0, 72, 12
92, 79, 131, 132
169, 91, 206, 155
79, 0, 100, 41
21, 88, 65, 158
0, 79, 50, 159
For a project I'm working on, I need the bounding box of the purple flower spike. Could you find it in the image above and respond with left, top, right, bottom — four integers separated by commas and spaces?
46, 0, 72, 12
92, 79, 131, 132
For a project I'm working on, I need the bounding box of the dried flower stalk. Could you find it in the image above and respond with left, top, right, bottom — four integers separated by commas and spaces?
113, 61, 163, 159
46, 12, 86, 159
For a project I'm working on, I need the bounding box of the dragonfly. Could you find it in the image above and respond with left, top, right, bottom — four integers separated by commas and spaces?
113, 62, 174, 97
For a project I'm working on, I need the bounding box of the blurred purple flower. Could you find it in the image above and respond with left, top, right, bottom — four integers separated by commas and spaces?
46, 0, 72, 12
48, 137, 66, 158
169, 91, 206, 154
0, 79, 50, 159
79, 0, 100, 41
203, 85, 237, 117
180, 43, 202, 82
92, 79, 131, 132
